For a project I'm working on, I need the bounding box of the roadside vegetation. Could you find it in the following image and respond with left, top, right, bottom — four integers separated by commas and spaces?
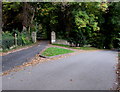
1, 30, 34, 52
1, 2, 120, 51
1, 42, 37, 53
41, 47, 74, 56
52, 44, 98, 50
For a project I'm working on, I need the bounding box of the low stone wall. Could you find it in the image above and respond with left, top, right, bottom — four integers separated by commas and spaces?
53, 39, 70, 45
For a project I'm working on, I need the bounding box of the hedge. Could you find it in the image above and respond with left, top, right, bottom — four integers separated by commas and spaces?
1, 32, 33, 51
2, 36, 15, 50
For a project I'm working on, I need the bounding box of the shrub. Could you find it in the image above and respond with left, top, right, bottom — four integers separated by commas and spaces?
17, 36, 23, 46
1, 32, 15, 50
1, 31, 33, 51
67, 30, 86, 47
21, 32, 32, 45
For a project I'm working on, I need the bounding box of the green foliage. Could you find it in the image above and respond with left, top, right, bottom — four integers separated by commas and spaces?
1, 30, 33, 51
101, 2, 120, 49
117, 33, 120, 50
2, 2, 22, 31
2, 2, 119, 49
1, 32, 15, 50
21, 32, 32, 45
35, 2, 60, 39
17, 36, 23, 46
65, 2, 103, 47
12, 29, 32, 45
42, 47, 74, 56
3, 2, 36, 32
30, 22, 39, 32
67, 30, 86, 47
52, 44, 98, 50
74, 11, 99, 31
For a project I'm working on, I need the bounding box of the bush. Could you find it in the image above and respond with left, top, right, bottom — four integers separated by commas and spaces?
1, 31, 33, 51
17, 36, 23, 46
1, 32, 15, 50
21, 32, 32, 45
67, 30, 86, 47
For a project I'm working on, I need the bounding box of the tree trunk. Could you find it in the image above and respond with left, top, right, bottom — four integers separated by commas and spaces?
28, 12, 35, 33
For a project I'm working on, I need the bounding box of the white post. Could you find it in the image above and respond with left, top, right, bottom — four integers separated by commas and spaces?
51, 31, 56, 44
32, 32, 36, 43
15, 33, 17, 46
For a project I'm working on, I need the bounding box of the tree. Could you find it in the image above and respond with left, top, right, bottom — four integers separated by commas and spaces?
66, 2, 108, 47
2, 2, 36, 33
2, 2, 119, 49
2, 2, 22, 31
34, 2, 60, 39
102, 2, 120, 49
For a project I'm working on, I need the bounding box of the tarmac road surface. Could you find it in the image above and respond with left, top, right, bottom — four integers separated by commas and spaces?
2, 50, 117, 90
2, 41, 48, 71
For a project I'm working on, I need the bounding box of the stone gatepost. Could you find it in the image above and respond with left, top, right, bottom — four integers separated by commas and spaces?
32, 32, 36, 43
51, 31, 56, 44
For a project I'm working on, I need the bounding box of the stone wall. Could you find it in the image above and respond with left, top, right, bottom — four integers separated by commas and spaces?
51, 31, 69, 45
53, 39, 70, 45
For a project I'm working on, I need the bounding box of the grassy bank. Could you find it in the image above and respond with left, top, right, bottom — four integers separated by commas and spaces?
42, 47, 74, 56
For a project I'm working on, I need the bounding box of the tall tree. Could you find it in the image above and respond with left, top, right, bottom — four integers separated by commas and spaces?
102, 2, 120, 49
2, 2, 36, 33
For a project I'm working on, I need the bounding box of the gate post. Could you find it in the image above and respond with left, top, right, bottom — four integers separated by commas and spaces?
32, 32, 36, 43
51, 31, 56, 44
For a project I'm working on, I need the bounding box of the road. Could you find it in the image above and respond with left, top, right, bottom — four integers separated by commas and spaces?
2, 50, 117, 90
2, 41, 48, 71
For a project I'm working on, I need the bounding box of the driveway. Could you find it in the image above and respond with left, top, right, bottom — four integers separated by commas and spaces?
2, 50, 117, 90
2, 41, 48, 71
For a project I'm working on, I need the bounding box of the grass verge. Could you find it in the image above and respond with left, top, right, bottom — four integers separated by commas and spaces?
42, 47, 74, 56
52, 44, 98, 50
